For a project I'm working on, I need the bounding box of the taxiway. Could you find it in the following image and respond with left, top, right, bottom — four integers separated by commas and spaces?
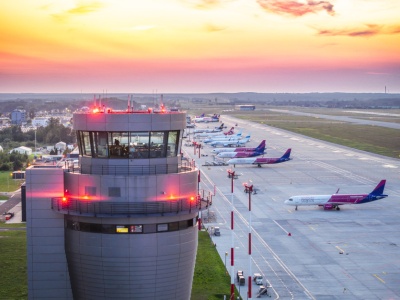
184, 116, 400, 299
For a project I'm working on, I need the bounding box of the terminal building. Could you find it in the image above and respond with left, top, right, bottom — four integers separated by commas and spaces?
25, 107, 208, 299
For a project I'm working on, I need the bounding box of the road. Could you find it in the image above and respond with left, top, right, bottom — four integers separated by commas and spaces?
0, 190, 21, 215
185, 116, 400, 300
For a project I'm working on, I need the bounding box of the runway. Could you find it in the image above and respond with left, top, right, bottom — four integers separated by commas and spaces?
184, 116, 400, 300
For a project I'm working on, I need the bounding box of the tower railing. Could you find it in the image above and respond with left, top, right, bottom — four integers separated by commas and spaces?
51, 195, 211, 217
64, 161, 196, 176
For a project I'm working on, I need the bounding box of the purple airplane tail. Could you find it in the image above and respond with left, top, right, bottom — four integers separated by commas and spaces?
255, 140, 266, 152
370, 180, 387, 197
281, 148, 291, 160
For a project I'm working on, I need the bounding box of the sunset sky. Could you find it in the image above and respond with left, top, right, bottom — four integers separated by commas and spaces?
1, 0, 399, 93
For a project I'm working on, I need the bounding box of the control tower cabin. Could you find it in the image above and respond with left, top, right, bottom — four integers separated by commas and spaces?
25, 107, 207, 300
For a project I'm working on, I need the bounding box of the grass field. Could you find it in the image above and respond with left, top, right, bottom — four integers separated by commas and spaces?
0, 223, 28, 300
0, 224, 240, 300
191, 231, 241, 300
0, 172, 24, 193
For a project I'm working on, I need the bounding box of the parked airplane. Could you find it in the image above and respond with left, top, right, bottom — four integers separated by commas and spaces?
203, 132, 242, 143
194, 126, 233, 137
194, 113, 220, 123
227, 148, 291, 167
285, 180, 388, 211
193, 113, 205, 122
217, 149, 264, 158
210, 135, 251, 147
212, 140, 266, 154
203, 115, 220, 123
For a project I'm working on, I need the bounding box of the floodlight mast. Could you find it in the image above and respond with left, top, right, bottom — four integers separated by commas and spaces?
227, 169, 235, 300
244, 183, 254, 300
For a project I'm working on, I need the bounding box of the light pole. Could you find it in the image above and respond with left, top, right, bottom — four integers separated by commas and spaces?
34, 128, 37, 156
227, 169, 236, 300
244, 182, 253, 300
225, 252, 228, 273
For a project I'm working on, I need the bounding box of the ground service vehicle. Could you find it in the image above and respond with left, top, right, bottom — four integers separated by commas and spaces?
237, 270, 245, 285
214, 227, 220, 236
253, 273, 263, 285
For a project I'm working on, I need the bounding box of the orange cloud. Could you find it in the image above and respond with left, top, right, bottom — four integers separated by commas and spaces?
183, 0, 230, 9
203, 23, 226, 33
257, 0, 335, 17
52, 2, 103, 22
317, 24, 400, 37
67, 2, 103, 14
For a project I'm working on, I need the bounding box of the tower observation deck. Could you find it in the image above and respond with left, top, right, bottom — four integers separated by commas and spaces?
26, 106, 208, 300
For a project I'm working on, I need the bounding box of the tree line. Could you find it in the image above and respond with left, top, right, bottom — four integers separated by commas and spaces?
0, 118, 76, 171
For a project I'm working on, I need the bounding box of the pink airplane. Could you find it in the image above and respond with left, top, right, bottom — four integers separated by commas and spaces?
227, 148, 291, 167
285, 180, 388, 210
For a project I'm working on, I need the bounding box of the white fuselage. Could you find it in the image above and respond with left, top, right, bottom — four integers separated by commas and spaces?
285, 195, 331, 206
210, 137, 250, 147
207, 135, 242, 141
212, 147, 238, 154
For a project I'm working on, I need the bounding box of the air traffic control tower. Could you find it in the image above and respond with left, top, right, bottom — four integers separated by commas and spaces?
26, 106, 207, 300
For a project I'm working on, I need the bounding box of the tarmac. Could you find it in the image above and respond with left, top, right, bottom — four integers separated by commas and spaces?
186, 116, 400, 300
0, 191, 23, 224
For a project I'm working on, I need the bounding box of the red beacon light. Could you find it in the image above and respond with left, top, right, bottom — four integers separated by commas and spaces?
63, 189, 70, 202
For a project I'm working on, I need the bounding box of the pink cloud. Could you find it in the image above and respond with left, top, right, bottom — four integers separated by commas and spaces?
257, 0, 335, 17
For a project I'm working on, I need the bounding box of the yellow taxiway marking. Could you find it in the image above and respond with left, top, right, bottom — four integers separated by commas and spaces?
373, 274, 385, 284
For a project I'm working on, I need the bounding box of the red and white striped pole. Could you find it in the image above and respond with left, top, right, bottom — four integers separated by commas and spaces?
246, 184, 253, 300
228, 170, 235, 300
198, 171, 201, 230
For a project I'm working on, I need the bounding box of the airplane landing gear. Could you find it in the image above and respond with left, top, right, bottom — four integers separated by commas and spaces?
295, 206, 298, 211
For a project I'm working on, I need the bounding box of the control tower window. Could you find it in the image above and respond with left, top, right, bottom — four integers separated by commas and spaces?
81, 131, 92, 157
167, 131, 178, 157
77, 130, 181, 159
108, 132, 129, 158
94, 132, 108, 158
150, 132, 166, 158
130, 132, 150, 158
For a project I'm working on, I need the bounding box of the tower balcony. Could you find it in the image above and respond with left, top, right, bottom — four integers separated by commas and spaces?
51, 195, 211, 217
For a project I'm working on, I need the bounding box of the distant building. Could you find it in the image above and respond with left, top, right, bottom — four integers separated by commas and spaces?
0, 117, 11, 125
9, 146, 32, 155
32, 117, 50, 127
55, 141, 67, 152
235, 105, 256, 111
12, 171, 25, 179
11, 109, 26, 125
